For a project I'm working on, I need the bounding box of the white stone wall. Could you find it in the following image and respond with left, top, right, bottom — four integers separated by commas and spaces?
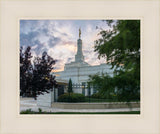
55, 63, 114, 84
72, 86, 94, 96
72, 87, 82, 94
37, 91, 54, 107
37, 85, 96, 107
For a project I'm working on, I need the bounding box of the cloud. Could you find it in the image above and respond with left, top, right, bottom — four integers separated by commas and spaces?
20, 20, 63, 57
20, 31, 39, 46
48, 36, 61, 47
20, 20, 108, 71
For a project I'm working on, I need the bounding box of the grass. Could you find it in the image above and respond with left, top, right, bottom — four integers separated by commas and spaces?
20, 109, 140, 114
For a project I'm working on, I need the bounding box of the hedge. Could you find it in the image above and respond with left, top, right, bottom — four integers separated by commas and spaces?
58, 93, 85, 102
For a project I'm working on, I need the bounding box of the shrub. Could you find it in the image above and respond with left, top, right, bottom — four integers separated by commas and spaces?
91, 92, 101, 98
58, 93, 85, 102
20, 109, 33, 114
91, 92, 114, 99
91, 92, 110, 99
38, 108, 42, 113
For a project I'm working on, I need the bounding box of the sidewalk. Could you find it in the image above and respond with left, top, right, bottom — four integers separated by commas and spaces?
20, 98, 140, 113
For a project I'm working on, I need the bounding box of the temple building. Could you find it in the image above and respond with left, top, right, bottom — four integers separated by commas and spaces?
54, 28, 114, 95
37, 28, 114, 106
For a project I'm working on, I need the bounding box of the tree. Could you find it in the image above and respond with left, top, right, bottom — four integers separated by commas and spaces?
32, 51, 57, 99
20, 46, 33, 97
95, 20, 140, 71
113, 69, 140, 101
88, 73, 115, 99
92, 20, 140, 101
68, 78, 73, 93
20, 46, 58, 99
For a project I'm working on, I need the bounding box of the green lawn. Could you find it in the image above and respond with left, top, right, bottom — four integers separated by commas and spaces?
21, 110, 140, 114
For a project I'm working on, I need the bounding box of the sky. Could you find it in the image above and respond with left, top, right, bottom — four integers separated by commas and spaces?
20, 20, 110, 71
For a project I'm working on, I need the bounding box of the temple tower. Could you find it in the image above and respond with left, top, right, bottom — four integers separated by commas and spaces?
75, 28, 84, 62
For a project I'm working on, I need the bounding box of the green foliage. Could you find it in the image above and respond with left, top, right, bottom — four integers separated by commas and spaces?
58, 93, 85, 102
20, 109, 32, 114
91, 92, 101, 98
95, 20, 140, 72
68, 78, 73, 93
91, 20, 140, 102
89, 73, 115, 99
38, 108, 42, 113
114, 70, 140, 101
91, 92, 111, 99
20, 109, 140, 114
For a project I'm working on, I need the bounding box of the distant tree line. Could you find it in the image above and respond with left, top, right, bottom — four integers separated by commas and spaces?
20, 46, 57, 99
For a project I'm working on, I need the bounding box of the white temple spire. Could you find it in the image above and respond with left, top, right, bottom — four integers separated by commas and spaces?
75, 28, 84, 63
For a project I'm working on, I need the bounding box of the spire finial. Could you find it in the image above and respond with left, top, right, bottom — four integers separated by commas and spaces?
79, 27, 81, 39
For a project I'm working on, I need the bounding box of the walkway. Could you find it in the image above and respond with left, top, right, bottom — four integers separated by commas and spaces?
20, 98, 140, 113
